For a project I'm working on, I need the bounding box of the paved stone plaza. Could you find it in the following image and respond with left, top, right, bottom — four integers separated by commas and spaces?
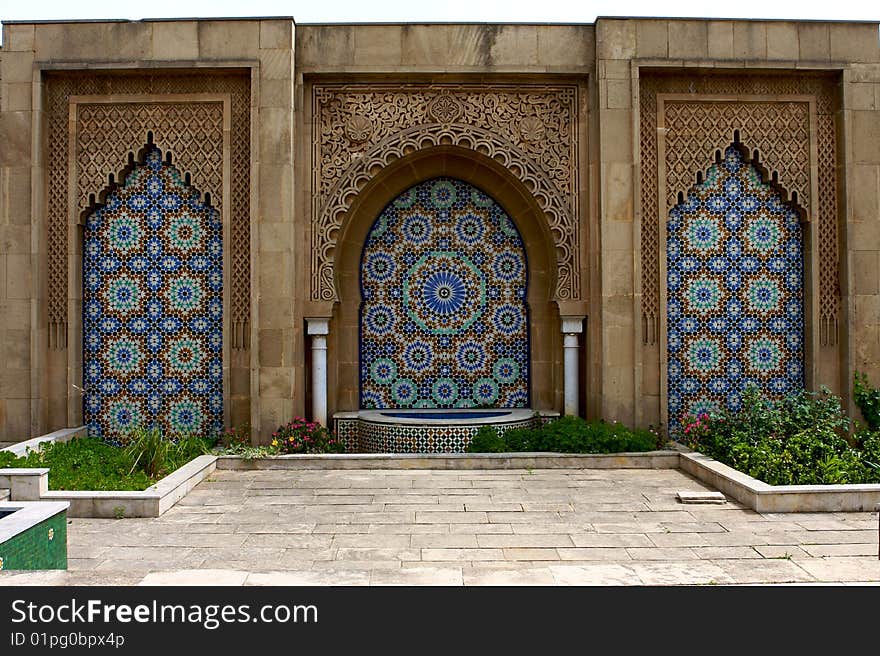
2, 468, 879, 586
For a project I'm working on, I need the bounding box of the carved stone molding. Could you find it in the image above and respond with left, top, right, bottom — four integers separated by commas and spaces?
639, 73, 839, 346
312, 83, 580, 304
46, 73, 251, 348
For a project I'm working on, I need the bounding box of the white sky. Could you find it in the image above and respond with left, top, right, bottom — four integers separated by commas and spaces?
0, 0, 878, 24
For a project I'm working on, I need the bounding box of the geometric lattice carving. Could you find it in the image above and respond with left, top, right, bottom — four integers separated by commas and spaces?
664, 101, 811, 210
359, 177, 530, 409
313, 84, 580, 303
640, 73, 839, 346
46, 73, 250, 349
76, 103, 224, 216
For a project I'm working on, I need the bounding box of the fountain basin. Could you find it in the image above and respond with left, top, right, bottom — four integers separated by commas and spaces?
334, 408, 545, 454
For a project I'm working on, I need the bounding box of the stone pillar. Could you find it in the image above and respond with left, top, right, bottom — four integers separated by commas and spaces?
306, 318, 330, 426
561, 316, 585, 416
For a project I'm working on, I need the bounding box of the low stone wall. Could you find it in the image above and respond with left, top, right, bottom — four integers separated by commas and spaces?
217, 451, 681, 471
680, 451, 880, 513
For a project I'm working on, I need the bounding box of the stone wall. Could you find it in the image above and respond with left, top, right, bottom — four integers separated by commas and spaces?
0, 17, 877, 441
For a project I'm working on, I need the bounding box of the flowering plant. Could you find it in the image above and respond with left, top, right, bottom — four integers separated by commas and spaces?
678, 412, 714, 449
271, 417, 345, 454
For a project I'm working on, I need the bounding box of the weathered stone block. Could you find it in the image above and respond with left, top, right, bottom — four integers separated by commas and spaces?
490, 26, 538, 66
636, 21, 668, 58
198, 21, 260, 59
830, 24, 880, 63
260, 20, 293, 50
597, 20, 636, 60
151, 22, 199, 60
0, 113, 31, 167
853, 110, 880, 163
766, 22, 799, 60
297, 26, 354, 67
798, 23, 830, 61
668, 21, 708, 60
707, 21, 734, 60
3, 25, 35, 52
537, 26, 592, 68
733, 21, 767, 60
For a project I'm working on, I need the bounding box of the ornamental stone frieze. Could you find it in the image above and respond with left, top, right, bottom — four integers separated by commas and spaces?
311, 83, 582, 304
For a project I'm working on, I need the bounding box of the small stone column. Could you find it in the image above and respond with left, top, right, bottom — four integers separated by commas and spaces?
561, 316, 585, 416
306, 318, 330, 426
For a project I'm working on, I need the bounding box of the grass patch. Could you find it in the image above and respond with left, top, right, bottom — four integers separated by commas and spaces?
466, 416, 664, 454
0, 434, 214, 491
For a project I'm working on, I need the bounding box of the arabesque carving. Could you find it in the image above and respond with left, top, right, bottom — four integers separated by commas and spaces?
46, 73, 251, 349
639, 73, 839, 346
312, 83, 580, 303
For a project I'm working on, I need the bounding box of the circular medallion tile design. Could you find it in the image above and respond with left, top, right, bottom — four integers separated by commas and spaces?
360, 177, 529, 409
666, 146, 804, 428
83, 147, 222, 440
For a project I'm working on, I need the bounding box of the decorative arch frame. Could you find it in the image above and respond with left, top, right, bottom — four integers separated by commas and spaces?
309, 82, 584, 308
328, 147, 565, 414
55, 87, 242, 428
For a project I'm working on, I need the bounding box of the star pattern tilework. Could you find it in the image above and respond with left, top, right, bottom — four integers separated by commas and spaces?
360, 178, 529, 409
667, 146, 805, 428
83, 148, 223, 440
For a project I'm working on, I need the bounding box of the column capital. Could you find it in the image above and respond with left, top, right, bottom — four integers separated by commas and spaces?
560, 315, 585, 334
305, 317, 330, 335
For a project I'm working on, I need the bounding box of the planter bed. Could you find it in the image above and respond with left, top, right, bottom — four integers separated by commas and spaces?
0, 429, 217, 518
4, 428, 880, 514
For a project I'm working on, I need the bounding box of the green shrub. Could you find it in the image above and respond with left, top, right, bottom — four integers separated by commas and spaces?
854, 371, 880, 431
466, 426, 507, 453
678, 385, 878, 485
466, 416, 659, 454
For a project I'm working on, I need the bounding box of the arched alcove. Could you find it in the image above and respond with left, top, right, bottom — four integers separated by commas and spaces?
359, 177, 530, 409
330, 147, 562, 415
82, 145, 223, 439
666, 144, 805, 428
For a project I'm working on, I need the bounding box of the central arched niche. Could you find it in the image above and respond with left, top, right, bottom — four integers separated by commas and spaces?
360, 177, 529, 408
331, 147, 562, 415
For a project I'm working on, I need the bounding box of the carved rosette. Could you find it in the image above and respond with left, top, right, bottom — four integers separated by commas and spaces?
312, 83, 580, 304
427, 93, 465, 123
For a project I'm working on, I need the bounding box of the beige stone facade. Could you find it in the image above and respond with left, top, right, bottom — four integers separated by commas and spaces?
0, 17, 878, 442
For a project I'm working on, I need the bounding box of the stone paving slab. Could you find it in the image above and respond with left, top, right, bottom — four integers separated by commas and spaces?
2, 467, 878, 586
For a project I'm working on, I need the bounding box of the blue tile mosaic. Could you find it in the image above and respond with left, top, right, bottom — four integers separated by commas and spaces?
360, 177, 529, 408
83, 147, 223, 439
667, 146, 805, 428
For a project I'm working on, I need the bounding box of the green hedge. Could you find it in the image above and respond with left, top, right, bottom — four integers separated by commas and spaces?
467, 416, 662, 454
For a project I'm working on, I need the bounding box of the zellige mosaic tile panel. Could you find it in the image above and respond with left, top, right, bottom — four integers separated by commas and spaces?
360, 177, 530, 409
83, 148, 223, 440
667, 146, 805, 427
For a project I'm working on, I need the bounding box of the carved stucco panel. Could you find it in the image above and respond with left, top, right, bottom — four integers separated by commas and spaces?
312, 83, 580, 303
76, 102, 224, 215
639, 74, 839, 346
46, 73, 251, 348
